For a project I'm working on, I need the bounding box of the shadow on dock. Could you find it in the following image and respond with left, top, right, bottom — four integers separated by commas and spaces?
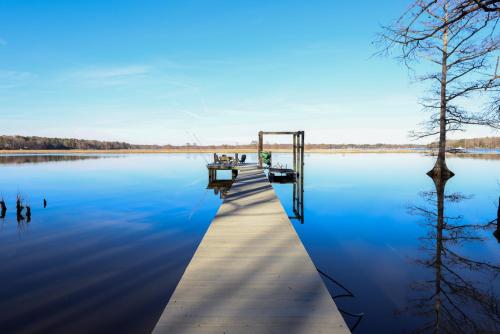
154, 165, 349, 333
152, 150, 354, 333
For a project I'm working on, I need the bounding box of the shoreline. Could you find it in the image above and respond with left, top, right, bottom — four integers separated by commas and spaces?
1, 150, 498, 161
0, 149, 432, 154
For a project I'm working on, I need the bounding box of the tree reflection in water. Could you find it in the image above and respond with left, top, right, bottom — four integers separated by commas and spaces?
0, 154, 105, 165
407, 164, 500, 333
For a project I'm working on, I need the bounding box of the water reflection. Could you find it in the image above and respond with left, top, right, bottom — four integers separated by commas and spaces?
268, 169, 304, 224
207, 168, 238, 199
451, 153, 500, 161
0, 154, 221, 334
0, 155, 105, 165
0, 153, 498, 333
206, 180, 233, 199
407, 172, 500, 332
206, 165, 305, 223
426, 152, 500, 161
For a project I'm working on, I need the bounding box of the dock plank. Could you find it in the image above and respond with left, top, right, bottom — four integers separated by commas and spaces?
153, 165, 349, 334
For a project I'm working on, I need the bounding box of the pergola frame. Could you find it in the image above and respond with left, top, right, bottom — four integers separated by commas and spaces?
257, 131, 304, 172
258, 131, 305, 223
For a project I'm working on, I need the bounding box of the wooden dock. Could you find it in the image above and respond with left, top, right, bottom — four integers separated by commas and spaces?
153, 164, 349, 334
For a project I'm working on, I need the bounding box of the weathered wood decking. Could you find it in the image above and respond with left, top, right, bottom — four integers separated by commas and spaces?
153, 165, 349, 334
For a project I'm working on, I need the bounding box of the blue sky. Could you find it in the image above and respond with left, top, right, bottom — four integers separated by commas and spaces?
0, 0, 495, 145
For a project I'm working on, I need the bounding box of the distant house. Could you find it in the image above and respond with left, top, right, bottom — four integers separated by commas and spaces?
447, 147, 467, 153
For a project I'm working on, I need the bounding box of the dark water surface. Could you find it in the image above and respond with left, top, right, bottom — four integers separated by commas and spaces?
0, 153, 499, 333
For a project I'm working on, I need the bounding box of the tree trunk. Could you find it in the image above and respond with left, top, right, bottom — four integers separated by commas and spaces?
429, 6, 454, 179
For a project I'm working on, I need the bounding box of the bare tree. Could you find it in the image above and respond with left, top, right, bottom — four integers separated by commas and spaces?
378, 0, 499, 177
419, 1, 500, 35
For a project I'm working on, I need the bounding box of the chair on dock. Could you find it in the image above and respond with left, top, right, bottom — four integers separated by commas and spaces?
240, 154, 246, 164
219, 155, 229, 164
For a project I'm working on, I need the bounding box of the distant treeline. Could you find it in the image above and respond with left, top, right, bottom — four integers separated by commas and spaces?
0, 136, 422, 150
0, 136, 162, 150
431, 136, 500, 149
0, 135, 499, 150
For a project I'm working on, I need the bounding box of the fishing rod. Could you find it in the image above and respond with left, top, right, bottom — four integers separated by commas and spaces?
185, 131, 209, 164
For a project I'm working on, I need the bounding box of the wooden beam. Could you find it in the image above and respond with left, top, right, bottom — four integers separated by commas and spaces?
258, 131, 263, 168
260, 131, 300, 135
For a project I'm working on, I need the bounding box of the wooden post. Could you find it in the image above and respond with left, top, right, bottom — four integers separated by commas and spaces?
258, 131, 263, 168
494, 196, 500, 242
300, 131, 304, 178
293, 181, 297, 215
293, 133, 297, 173
497, 196, 500, 230
300, 131, 304, 223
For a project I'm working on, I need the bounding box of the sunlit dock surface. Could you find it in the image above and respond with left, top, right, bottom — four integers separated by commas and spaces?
153, 164, 349, 334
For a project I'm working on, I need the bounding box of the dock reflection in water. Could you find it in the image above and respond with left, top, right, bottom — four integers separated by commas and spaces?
268, 167, 304, 224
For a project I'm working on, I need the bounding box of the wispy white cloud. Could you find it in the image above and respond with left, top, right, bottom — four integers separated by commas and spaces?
0, 69, 36, 88
0, 69, 34, 80
62, 65, 151, 86
60, 63, 200, 92
72, 65, 150, 79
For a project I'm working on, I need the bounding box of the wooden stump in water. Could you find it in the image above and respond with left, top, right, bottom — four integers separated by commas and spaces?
26, 206, 31, 220
494, 197, 500, 243
497, 197, 500, 229
0, 200, 6, 219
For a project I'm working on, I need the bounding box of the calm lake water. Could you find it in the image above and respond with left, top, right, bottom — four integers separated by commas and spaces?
0, 153, 499, 333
